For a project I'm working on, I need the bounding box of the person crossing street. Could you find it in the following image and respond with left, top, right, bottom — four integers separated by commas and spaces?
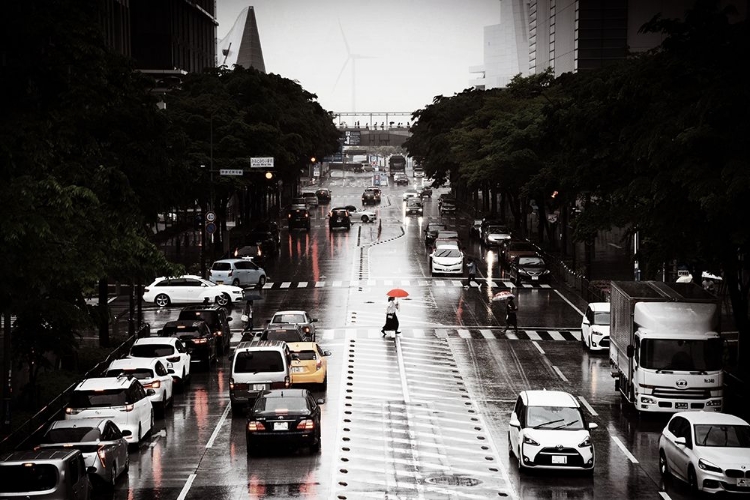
382, 296, 400, 336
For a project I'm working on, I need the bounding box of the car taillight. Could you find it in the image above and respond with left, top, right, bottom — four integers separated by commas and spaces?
303, 326, 311, 333
247, 421, 266, 432
287, 214, 292, 219
97, 447, 107, 468
297, 420, 315, 430
144, 380, 160, 389
316, 359, 322, 371
284, 376, 290, 388
193, 338, 208, 344
124, 404, 134, 412
214, 330, 223, 337
167, 355, 180, 362
65, 407, 81, 415
144, 288, 150, 294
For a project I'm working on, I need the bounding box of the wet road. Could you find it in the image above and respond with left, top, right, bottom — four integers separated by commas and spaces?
97, 172, 700, 499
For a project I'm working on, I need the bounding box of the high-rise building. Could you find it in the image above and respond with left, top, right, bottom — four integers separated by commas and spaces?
217, 6, 266, 72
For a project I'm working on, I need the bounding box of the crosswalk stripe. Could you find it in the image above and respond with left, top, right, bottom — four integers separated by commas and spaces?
505, 331, 519, 339
435, 281, 445, 287
525, 330, 542, 340
298, 281, 308, 288
280, 282, 291, 289
548, 330, 565, 341
315, 281, 326, 288
451, 280, 462, 287
479, 329, 494, 339
457, 329, 471, 339
412, 328, 425, 338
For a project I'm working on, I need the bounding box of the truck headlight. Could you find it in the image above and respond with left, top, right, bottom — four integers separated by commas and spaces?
640, 396, 655, 405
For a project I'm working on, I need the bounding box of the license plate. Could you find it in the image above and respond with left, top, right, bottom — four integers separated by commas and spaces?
676, 402, 688, 409
336, 217, 342, 222
532, 276, 539, 281
738, 479, 749, 488
551, 456, 567, 464
274, 422, 288, 431
291, 367, 304, 373
252, 384, 268, 391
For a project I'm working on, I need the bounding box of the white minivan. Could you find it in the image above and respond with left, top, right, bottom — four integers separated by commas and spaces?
229, 340, 293, 414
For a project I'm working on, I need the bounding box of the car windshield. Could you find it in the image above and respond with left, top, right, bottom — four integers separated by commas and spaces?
694, 424, 750, 447
234, 351, 284, 373
178, 311, 218, 325
640, 338, 723, 371
106, 368, 154, 380
434, 248, 461, 258
44, 426, 101, 443
527, 405, 585, 430
518, 257, 544, 266
130, 344, 174, 357
488, 226, 508, 233
211, 262, 231, 271
256, 397, 308, 413
70, 389, 128, 408
0, 464, 58, 493
272, 314, 305, 324
593, 311, 611, 325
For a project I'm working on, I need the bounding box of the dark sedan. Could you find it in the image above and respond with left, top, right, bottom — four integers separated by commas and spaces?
160, 320, 216, 365
246, 389, 323, 455
509, 255, 551, 284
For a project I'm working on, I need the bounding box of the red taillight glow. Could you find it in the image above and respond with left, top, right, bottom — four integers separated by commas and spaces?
316, 359, 322, 371
284, 376, 291, 388
143, 380, 160, 389
97, 447, 107, 467
193, 338, 208, 344
297, 420, 315, 431
247, 421, 266, 432
124, 404, 134, 412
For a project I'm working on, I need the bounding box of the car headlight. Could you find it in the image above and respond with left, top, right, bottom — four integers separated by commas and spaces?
578, 435, 592, 447
523, 435, 540, 446
698, 458, 722, 473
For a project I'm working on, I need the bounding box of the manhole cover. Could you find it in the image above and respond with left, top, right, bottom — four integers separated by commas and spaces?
424, 475, 482, 487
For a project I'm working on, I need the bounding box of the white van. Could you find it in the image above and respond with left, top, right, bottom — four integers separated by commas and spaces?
229, 340, 293, 414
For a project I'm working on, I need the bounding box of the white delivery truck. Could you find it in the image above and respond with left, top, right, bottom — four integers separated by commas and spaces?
609, 281, 724, 413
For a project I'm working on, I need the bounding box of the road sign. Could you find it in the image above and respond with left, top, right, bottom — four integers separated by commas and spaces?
251, 157, 274, 168
205, 222, 217, 235
205, 211, 216, 223
220, 169, 243, 176
344, 131, 361, 146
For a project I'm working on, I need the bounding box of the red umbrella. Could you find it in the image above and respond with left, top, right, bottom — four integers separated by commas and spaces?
492, 290, 515, 302
387, 288, 409, 298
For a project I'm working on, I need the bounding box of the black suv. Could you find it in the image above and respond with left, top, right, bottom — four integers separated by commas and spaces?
288, 207, 311, 230
424, 223, 446, 246
178, 305, 232, 355
329, 208, 351, 231
159, 320, 216, 365
419, 186, 433, 198
361, 187, 381, 205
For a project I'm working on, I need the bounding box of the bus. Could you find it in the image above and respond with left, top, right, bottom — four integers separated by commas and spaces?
389, 155, 406, 177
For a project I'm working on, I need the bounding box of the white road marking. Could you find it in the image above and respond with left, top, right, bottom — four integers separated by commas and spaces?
548, 330, 565, 341
479, 329, 495, 339
554, 289, 585, 315
526, 331, 542, 340
205, 404, 231, 448
262, 282, 273, 289
298, 281, 308, 288
412, 328, 425, 337
532, 341, 545, 355
552, 366, 569, 382
384, 279, 393, 286
457, 329, 471, 338
395, 338, 410, 404
659, 492, 673, 500
401, 279, 410, 286
540, 284, 552, 288
315, 281, 326, 287
578, 396, 598, 416
435, 281, 445, 287
280, 281, 291, 289
332, 281, 342, 287
505, 331, 519, 339
611, 436, 639, 463
451, 280, 463, 287
176, 473, 197, 500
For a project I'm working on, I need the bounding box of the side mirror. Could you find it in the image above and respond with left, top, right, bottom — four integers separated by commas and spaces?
509, 414, 521, 428
316, 398, 325, 405
674, 436, 687, 447
147, 389, 156, 396
588, 422, 598, 430
167, 369, 175, 375
582, 318, 590, 326
312, 318, 318, 323
626, 345, 635, 358
87, 466, 98, 474
323, 350, 332, 356
227, 317, 233, 322
187, 348, 194, 355
121, 430, 132, 437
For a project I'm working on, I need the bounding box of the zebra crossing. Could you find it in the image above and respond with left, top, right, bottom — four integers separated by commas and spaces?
262, 278, 552, 290
231, 327, 581, 342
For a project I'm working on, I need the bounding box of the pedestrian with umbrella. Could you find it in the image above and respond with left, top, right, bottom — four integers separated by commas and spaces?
504, 296, 518, 333
382, 289, 407, 336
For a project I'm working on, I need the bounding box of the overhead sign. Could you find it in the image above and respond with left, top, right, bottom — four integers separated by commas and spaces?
220, 169, 243, 176
344, 131, 361, 146
251, 157, 274, 168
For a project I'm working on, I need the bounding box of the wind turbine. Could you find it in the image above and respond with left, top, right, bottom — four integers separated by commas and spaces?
332, 21, 374, 113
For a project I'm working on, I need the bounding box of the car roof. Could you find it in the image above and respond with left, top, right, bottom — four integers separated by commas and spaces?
522, 390, 579, 408
236, 340, 288, 351
272, 310, 307, 316
674, 411, 749, 426
75, 376, 135, 391
587, 302, 610, 312
108, 357, 160, 370
286, 341, 318, 351
0, 449, 81, 463
260, 389, 309, 398
163, 320, 207, 329
133, 337, 179, 345
48, 418, 108, 431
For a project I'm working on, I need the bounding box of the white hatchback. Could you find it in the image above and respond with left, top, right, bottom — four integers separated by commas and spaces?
580, 302, 610, 351
659, 411, 750, 494
143, 275, 244, 307
128, 337, 191, 386
509, 390, 597, 473
106, 357, 174, 412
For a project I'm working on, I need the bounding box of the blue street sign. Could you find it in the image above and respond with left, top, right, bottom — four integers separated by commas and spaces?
205, 222, 217, 235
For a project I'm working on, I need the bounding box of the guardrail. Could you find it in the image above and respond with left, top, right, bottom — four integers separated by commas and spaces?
0, 323, 150, 453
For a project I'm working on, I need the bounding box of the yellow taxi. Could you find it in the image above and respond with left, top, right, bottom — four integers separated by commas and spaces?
287, 342, 331, 388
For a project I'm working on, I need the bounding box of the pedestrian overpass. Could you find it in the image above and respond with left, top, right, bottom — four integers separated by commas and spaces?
334, 111, 413, 147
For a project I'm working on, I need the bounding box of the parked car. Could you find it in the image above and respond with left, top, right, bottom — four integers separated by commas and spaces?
501, 241, 540, 267
65, 375, 155, 448
38, 419, 128, 488
178, 305, 233, 355
343, 205, 377, 223
245, 389, 323, 455
362, 187, 381, 205
328, 207, 351, 231
230, 340, 293, 413
0, 449, 94, 499
209, 258, 267, 288
509, 255, 550, 284
508, 390, 597, 473
143, 275, 244, 307
580, 302, 610, 351
430, 246, 464, 276
105, 358, 174, 413
659, 411, 750, 494
159, 320, 217, 365
288, 206, 311, 230
128, 337, 191, 387
315, 188, 332, 203
405, 198, 423, 216
287, 342, 332, 387
268, 310, 318, 340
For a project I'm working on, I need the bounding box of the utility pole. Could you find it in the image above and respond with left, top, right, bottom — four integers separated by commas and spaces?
2, 311, 12, 434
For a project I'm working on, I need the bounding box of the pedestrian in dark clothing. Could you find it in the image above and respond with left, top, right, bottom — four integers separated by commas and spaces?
504, 296, 518, 332
382, 297, 400, 336
466, 258, 477, 284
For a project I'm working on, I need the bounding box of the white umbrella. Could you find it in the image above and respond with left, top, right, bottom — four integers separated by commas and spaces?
492, 290, 515, 302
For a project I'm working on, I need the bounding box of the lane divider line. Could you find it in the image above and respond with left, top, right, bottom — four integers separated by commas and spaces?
176, 473, 197, 500
611, 436, 639, 463
578, 396, 598, 416
531, 341, 545, 355
205, 404, 231, 448
395, 336, 410, 404
659, 492, 673, 500
554, 289, 585, 316
552, 366, 569, 382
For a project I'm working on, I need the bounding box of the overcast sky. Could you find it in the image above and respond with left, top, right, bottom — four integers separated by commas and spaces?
216, 0, 501, 116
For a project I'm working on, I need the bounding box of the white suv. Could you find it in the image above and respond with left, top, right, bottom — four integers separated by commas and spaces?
106, 358, 174, 413
509, 390, 597, 473
230, 341, 292, 414
65, 375, 154, 447
128, 337, 191, 386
